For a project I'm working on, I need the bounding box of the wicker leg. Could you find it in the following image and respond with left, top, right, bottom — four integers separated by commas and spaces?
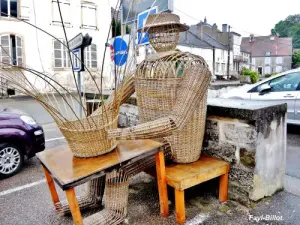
84, 171, 130, 225
57, 177, 105, 215
42, 166, 60, 211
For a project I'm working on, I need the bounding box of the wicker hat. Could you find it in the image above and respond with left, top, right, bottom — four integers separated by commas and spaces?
138, 13, 189, 33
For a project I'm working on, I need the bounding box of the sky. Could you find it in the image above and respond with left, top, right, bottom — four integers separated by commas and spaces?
109, 0, 300, 37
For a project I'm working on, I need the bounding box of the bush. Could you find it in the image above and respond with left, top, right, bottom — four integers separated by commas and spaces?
265, 73, 272, 78
241, 67, 259, 83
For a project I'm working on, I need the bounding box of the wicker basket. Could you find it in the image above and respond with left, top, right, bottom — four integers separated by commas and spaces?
59, 112, 118, 158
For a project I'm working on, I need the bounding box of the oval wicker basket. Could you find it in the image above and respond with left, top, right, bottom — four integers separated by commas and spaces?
59, 114, 118, 158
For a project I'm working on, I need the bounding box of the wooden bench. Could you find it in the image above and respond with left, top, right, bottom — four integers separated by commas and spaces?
165, 155, 230, 224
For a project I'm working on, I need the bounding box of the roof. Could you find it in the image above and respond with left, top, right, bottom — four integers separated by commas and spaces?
241, 36, 293, 57
179, 25, 228, 50
179, 31, 212, 49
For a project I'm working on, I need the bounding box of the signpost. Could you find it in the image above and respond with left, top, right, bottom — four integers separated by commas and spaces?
137, 7, 157, 45
68, 33, 92, 118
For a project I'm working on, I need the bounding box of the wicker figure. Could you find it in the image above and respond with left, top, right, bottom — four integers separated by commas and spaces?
108, 13, 211, 163
83, 13, 211, 225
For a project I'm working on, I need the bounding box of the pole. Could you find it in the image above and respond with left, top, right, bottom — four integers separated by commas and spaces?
227, 25, 231, 80
77, 71, 82, 119
213, 46, 216, 81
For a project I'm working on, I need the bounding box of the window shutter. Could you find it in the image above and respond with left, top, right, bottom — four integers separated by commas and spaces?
81, 4, 96, 28
52, 0, 70, 24
91, 44, 97, 68
54, 39, 63, 68
16, 36, 23, 66
0, 35, 11, 65
20, 0, 30, 20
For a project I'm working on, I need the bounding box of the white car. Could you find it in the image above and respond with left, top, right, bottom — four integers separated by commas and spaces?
221, 68, 300, 125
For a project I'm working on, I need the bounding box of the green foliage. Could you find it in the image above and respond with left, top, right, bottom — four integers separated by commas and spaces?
112, 18, 131, 38
265, 73, 279, 78
241, 67, 259, 83
272, 14, 300, 48
292, 51, 300, 68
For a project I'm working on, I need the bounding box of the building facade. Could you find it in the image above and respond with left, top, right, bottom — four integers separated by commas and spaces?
0, 0, 111, 92
241, 35, 292, 76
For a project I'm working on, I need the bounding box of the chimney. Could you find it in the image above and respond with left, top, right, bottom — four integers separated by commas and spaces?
197, 25, 204, 40
222, 24, 228, 32
204, 17, 207, 24
249, 34, 254, 42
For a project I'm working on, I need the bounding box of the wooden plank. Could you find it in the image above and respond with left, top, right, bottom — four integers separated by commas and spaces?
37, 140, 163, 189
166, 155, 229, 190
65, 188, 83, 225
175, 189, 185, 224
219, 172, 229, 202
42, 166, 60, 210
155, 150, 169, 217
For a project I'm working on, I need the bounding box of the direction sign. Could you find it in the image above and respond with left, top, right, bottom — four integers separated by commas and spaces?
69, 33, 84, 50
72, 48, 82, 72
137, 7, 157, 45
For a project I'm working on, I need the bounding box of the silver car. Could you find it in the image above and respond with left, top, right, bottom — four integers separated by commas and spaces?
221, 68, 300, 125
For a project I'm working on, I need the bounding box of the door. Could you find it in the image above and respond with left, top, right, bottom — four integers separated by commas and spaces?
250, 72, 300, 121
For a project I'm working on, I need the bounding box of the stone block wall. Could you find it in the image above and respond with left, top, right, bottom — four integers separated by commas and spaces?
118, 98, 287, 206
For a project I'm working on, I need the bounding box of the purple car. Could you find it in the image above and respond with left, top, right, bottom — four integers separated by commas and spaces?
0, 107, 45, 178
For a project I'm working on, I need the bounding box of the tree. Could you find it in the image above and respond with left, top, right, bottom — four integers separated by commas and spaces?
271, 14, 300, 48
292, 51, 300, 68
111, 19, 131, 38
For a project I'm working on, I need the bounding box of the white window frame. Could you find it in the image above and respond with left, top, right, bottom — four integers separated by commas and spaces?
0, 0, 19, 18
221, 50, 224, 60
0, 34, 23, 67
84, 43, 97, 69
81, 2, 97, 29
52, 0, 71, 26
53, 39, 71, 69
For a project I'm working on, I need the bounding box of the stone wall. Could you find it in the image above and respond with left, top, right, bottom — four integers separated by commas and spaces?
118, 98, 287, 206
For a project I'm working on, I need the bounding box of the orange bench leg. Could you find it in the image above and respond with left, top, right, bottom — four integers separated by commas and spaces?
155, 151, 169, 217
42, 166, 60, 211
175, 189, 185, 224
219, 172, 228, 202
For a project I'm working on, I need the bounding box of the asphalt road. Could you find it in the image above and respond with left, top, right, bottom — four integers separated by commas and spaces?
0, 97, 300, 225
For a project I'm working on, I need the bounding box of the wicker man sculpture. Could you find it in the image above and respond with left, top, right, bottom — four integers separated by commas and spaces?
108, 13, 211, 163
58, 13, 211, 224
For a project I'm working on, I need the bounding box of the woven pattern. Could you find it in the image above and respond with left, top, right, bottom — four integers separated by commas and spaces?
109, 51, 211, 163
59, 110, 118, 157
55, 177, 105, 215
84, 170, 129, 225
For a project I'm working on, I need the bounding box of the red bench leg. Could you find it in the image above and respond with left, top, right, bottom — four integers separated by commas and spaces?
219, 172, 228, 202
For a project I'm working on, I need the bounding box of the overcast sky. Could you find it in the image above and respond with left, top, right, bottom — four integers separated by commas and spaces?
109, 0, 300, 37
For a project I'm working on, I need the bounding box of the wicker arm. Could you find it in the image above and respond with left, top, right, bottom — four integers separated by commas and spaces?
91, 73, 135, 116
108, 60, 211, 140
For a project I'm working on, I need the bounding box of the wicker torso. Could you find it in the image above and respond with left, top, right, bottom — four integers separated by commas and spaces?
135, 51, 208, 163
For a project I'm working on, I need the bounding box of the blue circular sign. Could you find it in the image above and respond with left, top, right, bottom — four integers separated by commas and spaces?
113, 37, 128, 66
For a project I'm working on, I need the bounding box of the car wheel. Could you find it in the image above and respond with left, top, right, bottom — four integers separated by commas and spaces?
0, 143, 24, 178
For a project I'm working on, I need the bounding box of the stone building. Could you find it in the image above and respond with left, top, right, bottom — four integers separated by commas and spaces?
241, 35, 293, 76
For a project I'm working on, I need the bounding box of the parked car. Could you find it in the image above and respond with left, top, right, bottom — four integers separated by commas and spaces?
221, 68, 300, 125
0, 107, 45, 178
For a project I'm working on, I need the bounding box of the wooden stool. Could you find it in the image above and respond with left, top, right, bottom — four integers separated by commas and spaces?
165, 155, 230, 224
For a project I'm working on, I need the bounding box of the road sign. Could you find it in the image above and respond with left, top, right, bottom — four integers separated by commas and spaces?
137, 7, 157, 45
69, 33, 84, 50
113, 37, 128, 66
72, 48, 82, 72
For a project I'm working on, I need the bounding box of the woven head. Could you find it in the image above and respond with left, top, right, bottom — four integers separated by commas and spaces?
139, 13, 189, 52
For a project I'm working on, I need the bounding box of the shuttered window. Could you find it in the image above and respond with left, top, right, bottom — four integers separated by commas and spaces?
0, 34, 23, 66
52, 0, 71, 25
81, 3, 97, 29
84, 44, 97, 68
53, 39, 70, 68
